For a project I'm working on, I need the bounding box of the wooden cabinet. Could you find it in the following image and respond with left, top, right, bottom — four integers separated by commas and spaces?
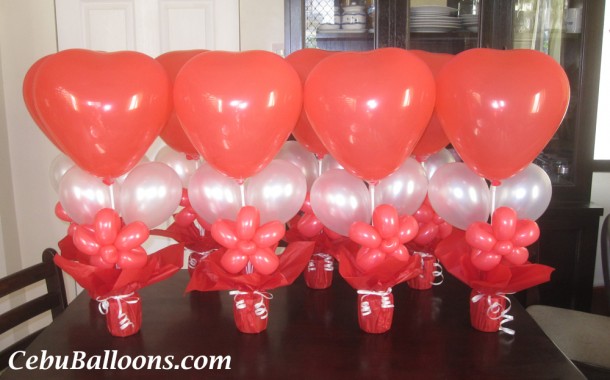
284, 0, 605, 311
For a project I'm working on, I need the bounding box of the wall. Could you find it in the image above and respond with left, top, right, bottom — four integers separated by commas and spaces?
0, 1, 64, 272
239, 0, 284, 53
0, 0, 67, 349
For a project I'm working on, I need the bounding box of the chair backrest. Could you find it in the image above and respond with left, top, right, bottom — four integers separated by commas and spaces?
0, 248, 68, 370
602, 214, 610, 310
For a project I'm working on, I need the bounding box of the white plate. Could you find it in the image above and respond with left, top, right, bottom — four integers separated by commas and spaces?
411, 6, 457, 15
318, 29, 370, 34
410, 22, 461, 27
411, 16, 459, 21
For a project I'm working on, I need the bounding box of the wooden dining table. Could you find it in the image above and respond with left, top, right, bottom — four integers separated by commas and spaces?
1, 270, 584, 379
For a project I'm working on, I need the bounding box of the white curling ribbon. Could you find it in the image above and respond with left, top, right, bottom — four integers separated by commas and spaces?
187, 248, 217, 269
357, 288, 394, 317
96, 293, 139, 331
413, 251, 444, 286
307, 253, 334, 272
229, 290, 274, 320
431, 260, 444, 286
187, 252, 199, 269
471, 292, 515, 335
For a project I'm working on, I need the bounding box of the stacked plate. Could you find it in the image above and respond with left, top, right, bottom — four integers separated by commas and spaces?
410, 5, 459, 33
459, 13, 478, 33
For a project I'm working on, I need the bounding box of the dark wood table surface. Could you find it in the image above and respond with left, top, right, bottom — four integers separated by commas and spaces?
2, 270, 584, 379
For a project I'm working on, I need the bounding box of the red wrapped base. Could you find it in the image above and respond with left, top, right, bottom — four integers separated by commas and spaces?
469, 290, 509, 333
357, 289, 394, 334
304, 253, 334, 289
408, 253, 443, 290
97, 293, 142, 337
408, 254, 437, 290
231, 290, 272, 334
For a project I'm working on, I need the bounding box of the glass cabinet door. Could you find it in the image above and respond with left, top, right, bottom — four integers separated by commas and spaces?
284, 0, 603, 202
510, 0, 604, 203
513, 1, 582, 188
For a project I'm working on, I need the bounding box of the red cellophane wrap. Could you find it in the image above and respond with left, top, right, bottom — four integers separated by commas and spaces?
54, 235, 184, 337
407, 253, 438, 290
284, 214, 348, 289
435, 230, 554, 333
187, 241, 315, 333
334, 245, 422, 333
151, 220, 221, 276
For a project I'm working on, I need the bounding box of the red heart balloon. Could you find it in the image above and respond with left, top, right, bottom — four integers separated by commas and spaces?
436, 48, 570, 182
23, 56, 64, 152
174, 51, 302, 181
409, 50, 453, 157
304, 48, 435, 182
285, 48, 335, 157
156, 50, 207, 156
32, 49, 172, 180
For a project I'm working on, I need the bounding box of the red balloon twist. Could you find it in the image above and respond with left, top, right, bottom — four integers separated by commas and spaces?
174, 189, 199, 227
296, 194, 342, 240
72, 208, 149, 269
412, 198, 452, 248
212, 206, 284, 275
465, 206, 540, 271
349, 204, 419, 272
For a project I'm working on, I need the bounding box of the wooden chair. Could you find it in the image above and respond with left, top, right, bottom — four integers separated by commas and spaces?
0, 248, 68, 370
527, 213, 610, 380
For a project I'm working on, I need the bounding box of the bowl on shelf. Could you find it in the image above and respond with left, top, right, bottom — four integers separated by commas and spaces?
342, 12, 367, 25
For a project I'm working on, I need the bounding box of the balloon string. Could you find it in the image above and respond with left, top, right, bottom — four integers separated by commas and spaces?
239, 181, 246, 208
490, 184, 497, 217
369, 182, 376, 216
109, 183, 116, 210
316, 156, 323, 178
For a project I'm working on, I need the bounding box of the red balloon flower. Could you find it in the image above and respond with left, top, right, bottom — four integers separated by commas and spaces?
349, 204, 419, 272
465, 207, 540, 271
72, 208, 149, 269
212, 206, 284, 275
412, 198, 452, 248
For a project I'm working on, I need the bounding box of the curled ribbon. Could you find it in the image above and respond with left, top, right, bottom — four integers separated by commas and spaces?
471, 292, 515, 335
413, 251, 444, 286
96, 293, 139, 331
307, 253, 334, 272
357, 288, 393, 317
229, 290, 274, 320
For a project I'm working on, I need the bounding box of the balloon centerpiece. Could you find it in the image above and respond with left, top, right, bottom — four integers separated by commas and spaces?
28, 49, 184, 338
432, 48, 567, 334
174, 50, 314, 334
